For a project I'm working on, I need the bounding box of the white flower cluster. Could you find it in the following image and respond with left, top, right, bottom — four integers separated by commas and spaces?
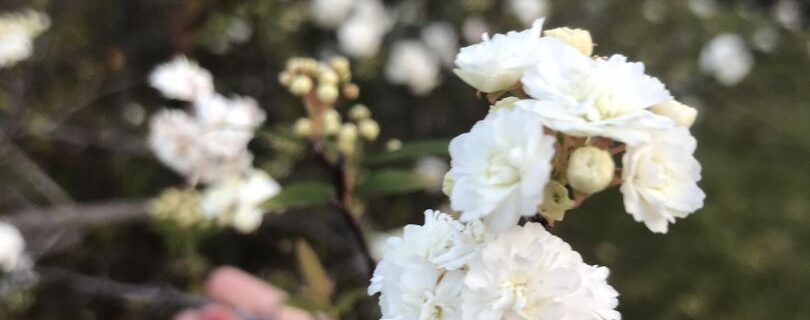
148, 56, 279, 232
0, 222, 28, 273
370, 211, 619, 320
0, 10, 50, 68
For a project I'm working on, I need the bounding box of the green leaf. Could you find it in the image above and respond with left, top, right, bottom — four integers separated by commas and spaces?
295, 239, 334, 305
364, 138, 450, 165
355, 169, 433, 198
263, 182, 335, 211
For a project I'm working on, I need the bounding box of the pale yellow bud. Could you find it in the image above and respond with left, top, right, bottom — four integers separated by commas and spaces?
358, 119, 380, 141
539, 180, 574, 222
278, 71, 292, 86
329, 56, 351, 81
386, 139, 403, 151
349, 104, 371, 120
342, 83, 360, 100
289, 75, 313, 96
544, 27, 594, 56
293, 118, 313, 137
337, 123, 358, 155
316, 84, 339, 104
649, 100, 698, 128
322, 109, 342, 136
319, 69, 339, 85
441, 172, 453, 196
489, 96, 520, 112
567, 146, 615, 194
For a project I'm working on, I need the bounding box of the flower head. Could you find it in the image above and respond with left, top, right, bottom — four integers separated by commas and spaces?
0, 10, 49, 68
200, 169, 281, 233
448, 108, 556, 232
621, 128, 705, 233
149, 55, 214, 101
0, 222, 26, 272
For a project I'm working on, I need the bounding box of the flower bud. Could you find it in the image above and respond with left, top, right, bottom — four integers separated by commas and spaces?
337, 123, 358, 155
349, 104, 371, 120
316, 84, 339, 104
567, 146, 615, 194
330, 56, 351, 81
293, 118, 313, 137
319, 69, 339, 85
343, 83, 360, 100
544, 27, 594, 56
649, 100, 698, 128
322, 109, 342, 136
278, 71, 292, 86
358, 119, 380, 141
386, 139, 403, 151
441, 172, 453, 196
538, 180, 574, 222
289, 75, 313, 96
489, 96, 520, 112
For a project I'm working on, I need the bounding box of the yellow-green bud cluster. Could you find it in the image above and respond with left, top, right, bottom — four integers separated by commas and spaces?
279, 56, 359, 104
149, 188, 207, 229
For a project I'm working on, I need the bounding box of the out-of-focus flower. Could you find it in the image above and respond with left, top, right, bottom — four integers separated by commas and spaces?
421, 22, 459, 67
462, 222, 620, 320
311, 0, 356, 28
149, 56, 215, 101
688, 0, 717, 18
699, 34, 754, 86
149, 188, 206, 228
195, 95, 266, 158
751, 26, 779, 53
385, 40, 441, 95
201, 169, 281, 233
448, 108, 556, 232
0, 10, 49, 68
0, 222, 26, 273
338, 0, 390, 58
621, 128, 705, 233
414, 156, 449, 193
518, 39, 674, 146
506, 0, 550, 27
149, 109, 206, 178
772, 0, 803, 31
461, 16, 489, 44
357, 118, 380, 141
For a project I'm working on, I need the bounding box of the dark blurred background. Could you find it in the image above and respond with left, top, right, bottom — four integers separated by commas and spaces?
0, 0, 808, 319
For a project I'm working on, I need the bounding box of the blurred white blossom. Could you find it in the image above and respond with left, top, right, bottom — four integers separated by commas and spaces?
149, 56, 215, 101
338, 0, 390, 58
201, 169, 281, 233
772, 0, 803, 31
699, 34, 754, 86
311, 0, 356, 28
0, 10, 49, 68
461, 16, 489, 44
506, 0, 550, 27
385, 40, 441, 95
421, 22, 459, 67
0, 222, 26, 273
621, 128, 705, 233
751, 26, 779, 53
688, 0, 717, 18
414, 156, 449, 193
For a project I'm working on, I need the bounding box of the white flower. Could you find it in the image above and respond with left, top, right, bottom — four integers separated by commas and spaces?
414, 156, 450, 193
149, 55, 214, 101
453, 19, 549, 93
0, 222, 26, 272
311, 0, 356, 28
369, 211, 480, 320
194, 94, 265, 159
461, 16, 489, 44
448, 108, 556, 232
337, 0, 390, 58
201, 169, 281, 233
699, 34, 753, 87
0, 10, 49, 68
421, 22, 459, 67
148, 109, 206, 178
505, 0, 550, 27
517, 39, 674, 146
462, 222, 620, 320
385, 40, 441, 95
621, 128, 705, 233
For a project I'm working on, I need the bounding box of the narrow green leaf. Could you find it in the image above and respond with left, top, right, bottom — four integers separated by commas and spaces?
355, 169, 433, 198
263, 182, 335, 211
295, 239, 334, 306
364, 138, 450, 165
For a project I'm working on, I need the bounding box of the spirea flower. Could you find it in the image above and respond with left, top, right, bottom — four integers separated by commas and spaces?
385, 40, 441, 95
517, 39, 674, 146
311, 0, 356, 28
149, 55, 214, 101
337, 0, 390, 58
621, 128, 705, 233
194, 94, 266, 158
0, 10, 49, 68
462, 222, 620, 320
448, 108, 556, 232
369, 211, 483, 320
0, 222, 26, 272
148, 109, 206, 178
453, 19, 552, 93
200, 169, 281, 233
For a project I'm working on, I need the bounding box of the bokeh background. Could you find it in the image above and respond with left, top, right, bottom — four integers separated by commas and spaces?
1, 0, 808, 319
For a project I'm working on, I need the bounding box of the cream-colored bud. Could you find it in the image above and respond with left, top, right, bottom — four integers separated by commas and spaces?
649, 100, 698, 128
289, 76, 313, 95
544, 27, 594, 56
489, 96, 520, 112
441, 172, 453, 196
386, 139, 403, 151
319, 69, 339, 85
293, 118, 313, 137
337, 123, 358, 155
539, 180, 574, 222
330, 56, 351, 81
358, 119, 380, 141
322, 109, 342, 136
567, 146, 615, 194
349, 104, 371, 120
278, 71, 292, 86
316, 84, 339, 104
342, 83, 360, 100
